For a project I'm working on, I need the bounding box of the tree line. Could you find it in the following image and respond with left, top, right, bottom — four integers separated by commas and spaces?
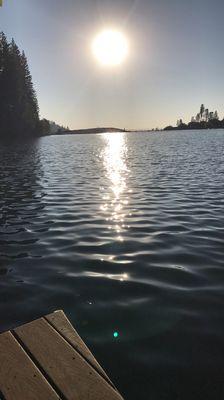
0, 32, 64, 139
165, 104, 224, 131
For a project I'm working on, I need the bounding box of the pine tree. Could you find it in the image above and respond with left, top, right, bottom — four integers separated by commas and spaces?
200, 104, 205, 121
209, 112, 214, 120
214, 110, 219, 120
20, 50, 39, 133
0, 32, 10, 134
205, 108, 209, 122
0, 33, 40, 139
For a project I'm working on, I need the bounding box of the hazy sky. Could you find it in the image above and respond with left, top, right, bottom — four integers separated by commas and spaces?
1, 0, 224, 129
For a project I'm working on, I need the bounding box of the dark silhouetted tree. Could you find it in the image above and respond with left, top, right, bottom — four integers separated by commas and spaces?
39, 118, 50, 135
214, 110, 219, 120
177, 119, 183, 127
200, 104, 205, 120
209, 111, 214, 120
0, 33, 40, 139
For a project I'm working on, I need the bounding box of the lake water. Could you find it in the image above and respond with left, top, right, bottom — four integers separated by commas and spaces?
0, 130, 224, 399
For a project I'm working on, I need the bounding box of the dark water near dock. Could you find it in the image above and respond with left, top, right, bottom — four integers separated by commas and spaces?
0, 130, 224, 399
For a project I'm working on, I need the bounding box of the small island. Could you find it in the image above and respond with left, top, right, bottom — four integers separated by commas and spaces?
164, 104, 224, 131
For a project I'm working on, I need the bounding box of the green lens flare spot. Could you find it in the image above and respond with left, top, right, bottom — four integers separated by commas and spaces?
113, 331, 119, 338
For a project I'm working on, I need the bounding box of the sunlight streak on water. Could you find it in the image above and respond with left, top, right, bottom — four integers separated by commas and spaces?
101, 132, 129, 241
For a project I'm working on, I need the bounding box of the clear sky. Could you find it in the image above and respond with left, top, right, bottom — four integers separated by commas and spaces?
1, 0, 224, 129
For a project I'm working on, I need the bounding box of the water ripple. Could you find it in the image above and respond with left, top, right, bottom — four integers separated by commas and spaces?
0, 130, 224, 399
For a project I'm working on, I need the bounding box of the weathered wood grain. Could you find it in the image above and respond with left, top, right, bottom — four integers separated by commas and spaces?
15, 317, 123, 400
0, 331, 59, 400
45, 310, 114, 388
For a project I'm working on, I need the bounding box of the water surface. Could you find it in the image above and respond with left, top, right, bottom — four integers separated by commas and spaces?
0, 130, 224, 399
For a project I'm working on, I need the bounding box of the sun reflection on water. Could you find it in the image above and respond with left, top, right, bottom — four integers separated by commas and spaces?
101, 132, 129, 241
85, 271, 129, 282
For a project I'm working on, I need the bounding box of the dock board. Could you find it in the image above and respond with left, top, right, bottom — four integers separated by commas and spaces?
0, 310, 124, 400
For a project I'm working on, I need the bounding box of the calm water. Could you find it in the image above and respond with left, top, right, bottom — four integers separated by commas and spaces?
0, 130, 224, 399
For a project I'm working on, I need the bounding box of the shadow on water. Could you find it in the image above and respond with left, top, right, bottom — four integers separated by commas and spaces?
0, 138, 48, 330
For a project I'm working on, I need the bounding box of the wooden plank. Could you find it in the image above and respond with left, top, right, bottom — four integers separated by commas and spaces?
45, 310, 114, 388
0, 332, 60, 400
15, 318, 124, 400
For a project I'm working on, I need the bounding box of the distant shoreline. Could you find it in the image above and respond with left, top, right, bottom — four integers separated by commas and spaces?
48, 126, 224, 137
53, 127, 128, 135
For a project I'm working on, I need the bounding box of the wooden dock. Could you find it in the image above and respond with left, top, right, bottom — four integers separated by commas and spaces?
0, 310, 124, 400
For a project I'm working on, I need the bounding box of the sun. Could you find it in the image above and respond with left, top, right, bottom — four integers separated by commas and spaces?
92, 29, 128, 67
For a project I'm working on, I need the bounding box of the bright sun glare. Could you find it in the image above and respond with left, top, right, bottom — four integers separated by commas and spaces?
92, 30, 128, 66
